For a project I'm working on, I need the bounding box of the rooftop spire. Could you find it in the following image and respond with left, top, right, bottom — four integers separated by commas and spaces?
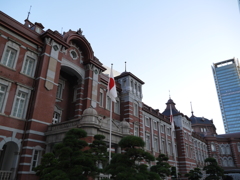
27, 6, 32, 20
190, 101, 194, 116
125, 61, 127, 72
169, 90, 171, 99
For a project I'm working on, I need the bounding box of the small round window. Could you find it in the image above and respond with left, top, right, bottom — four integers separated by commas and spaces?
70, 50, 78, 60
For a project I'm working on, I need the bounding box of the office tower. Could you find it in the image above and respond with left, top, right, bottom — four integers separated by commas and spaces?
212, 58, 240, 133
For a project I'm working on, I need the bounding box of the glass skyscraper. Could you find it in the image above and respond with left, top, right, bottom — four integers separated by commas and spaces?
212, 58, 240, 133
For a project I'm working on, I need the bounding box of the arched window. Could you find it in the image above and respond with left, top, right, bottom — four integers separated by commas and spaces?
228, 157, 234, 167
226, 144, 230, 155
211, 142, 216, 151
221, 145, 225, 154
223, 158, 228, 167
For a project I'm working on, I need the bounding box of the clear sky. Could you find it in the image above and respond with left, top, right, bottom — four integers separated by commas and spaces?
1, 0, 240, 134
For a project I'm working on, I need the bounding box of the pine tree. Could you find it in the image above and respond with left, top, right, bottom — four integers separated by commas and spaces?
185, 167, 202, 180
87, 134, 108, 174
203, 157, 224, 180
105, 135, 160, 180
150, 154, 171, 180
34, 128, 98, 180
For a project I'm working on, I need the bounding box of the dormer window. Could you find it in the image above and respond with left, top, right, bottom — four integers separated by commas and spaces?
35, 27, 41, 34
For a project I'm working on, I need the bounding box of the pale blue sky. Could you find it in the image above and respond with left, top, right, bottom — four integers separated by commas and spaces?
2, 0, 240, 134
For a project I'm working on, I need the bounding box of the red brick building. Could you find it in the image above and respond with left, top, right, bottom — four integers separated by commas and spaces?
0, 11, 240, 180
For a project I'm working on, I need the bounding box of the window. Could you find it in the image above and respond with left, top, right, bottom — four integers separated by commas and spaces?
11, 86, 31, 119
168, 142, 172, 155
226, 145, 230, 155
0, 84, 7, 112
237, 143, 240, 152
138, 86, 141, 96
1, 47, 17, 68
154, 137, 158, 152
73, 87, 78, 102
114, 99, 120, 114
106, 96, 111, 110
161, 139, 165, 153
22, 57, 35, 76
135, 83, 137, 95
186, 144, 189, 157
99, 89, 104, 107
123, 79, 126, 87
161, 125, 165, 133
31, 150, 40, 170
56, 79, 65, 99
52, 106, 62, 124
133, 102, 138, 117
53, 112, 60, 124
21, 51, 37, 77
153, 121, 157, 130
0, 79, 11, 114
1, 41, 20, 69
12, 91, 27, 118
70, 50, 78, 59
211, 142, 216, 152
228, 157, 234, 167
220, 145, 225, 154
30, 146, 43, 171
134, 126, 139, 136
175, 144, 178, 157
223, 158, 228, 167
145, 134, 150, 150
190, 147, 193, 158
145, 117, 150, 127
167, 128, 170, 135
131, 81, 133, 92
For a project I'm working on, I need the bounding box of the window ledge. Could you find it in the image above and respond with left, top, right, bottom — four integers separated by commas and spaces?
19, 72, 35, 79
9, 115, 26, 121
0, 63, 16, 71
0, 113, 8, 117
56, 98, 63, 102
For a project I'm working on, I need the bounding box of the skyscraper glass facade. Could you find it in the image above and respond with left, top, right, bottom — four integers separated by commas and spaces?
212, 59, 240, 133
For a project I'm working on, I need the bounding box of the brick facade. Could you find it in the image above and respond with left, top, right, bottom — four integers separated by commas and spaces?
0, 11, 240, 180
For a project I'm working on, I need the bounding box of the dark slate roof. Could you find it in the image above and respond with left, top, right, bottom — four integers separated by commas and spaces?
115, 71, 145, 84
162, 99, 180, 116
190, 115, 213, 125
217, 132, 240, 138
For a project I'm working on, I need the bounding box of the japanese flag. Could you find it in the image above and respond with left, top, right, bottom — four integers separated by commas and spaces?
107, 66, 117, 102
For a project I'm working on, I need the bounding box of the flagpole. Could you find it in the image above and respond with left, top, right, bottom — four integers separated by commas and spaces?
107, 63, 117, 167
109, 100, 112, 164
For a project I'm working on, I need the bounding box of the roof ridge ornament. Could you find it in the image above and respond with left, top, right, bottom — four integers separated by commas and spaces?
77, 28, 83, 35
190, 101, 194, 116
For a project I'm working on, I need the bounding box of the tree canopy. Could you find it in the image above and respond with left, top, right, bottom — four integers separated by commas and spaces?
34, 129, 104, 180
185, 167, 202, 180
203, 157, 224, 180
105, 135, 160, 180
150, 154, 172, 180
